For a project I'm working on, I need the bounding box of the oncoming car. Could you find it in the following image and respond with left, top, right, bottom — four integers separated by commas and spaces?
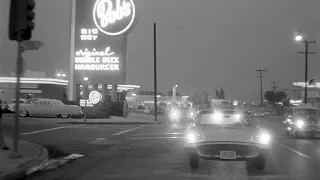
184, 109, 271, 170
19, 98, 83, 118
283, 106, 320, 138
167, 106, 195, 124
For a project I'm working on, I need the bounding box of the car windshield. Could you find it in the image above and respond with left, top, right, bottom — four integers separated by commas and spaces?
12, 99, 25, 103
198, 111, 248, 127
295, 109, 320, 117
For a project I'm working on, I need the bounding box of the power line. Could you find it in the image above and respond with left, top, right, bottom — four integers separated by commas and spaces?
256, 69, 267, 107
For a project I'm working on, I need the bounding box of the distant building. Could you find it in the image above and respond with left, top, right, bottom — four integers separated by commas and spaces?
0, 70, 139, 103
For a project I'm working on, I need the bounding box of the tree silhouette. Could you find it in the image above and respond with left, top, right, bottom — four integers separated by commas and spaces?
264, 91, 287, 106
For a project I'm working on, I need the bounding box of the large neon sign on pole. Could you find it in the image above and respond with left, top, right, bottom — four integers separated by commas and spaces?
69, 0, 137, 100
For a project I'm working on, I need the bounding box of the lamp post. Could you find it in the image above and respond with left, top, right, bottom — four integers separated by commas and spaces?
294, 32, 316, 104
83, 77, 88, 122
173, 85, 178, 103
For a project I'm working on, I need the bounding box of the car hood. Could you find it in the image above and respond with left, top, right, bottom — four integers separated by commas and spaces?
195, 126, 258, 143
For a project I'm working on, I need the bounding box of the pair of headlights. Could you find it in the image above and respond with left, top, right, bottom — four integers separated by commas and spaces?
186, 132, 271, 145
286, 119, 304, 128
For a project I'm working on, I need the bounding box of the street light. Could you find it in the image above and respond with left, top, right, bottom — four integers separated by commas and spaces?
83, 77, 88, 122
56, 73, 61, 77
173, 85, 178, 102
62, 74, 66, 78
294, 31, 316, 104
295, 34, 303, 42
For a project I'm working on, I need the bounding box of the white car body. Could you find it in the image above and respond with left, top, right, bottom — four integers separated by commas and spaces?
184, 109, 271, 170
19, 98, 83, 118
185, 125, 271, 160
8, 99, 27, 112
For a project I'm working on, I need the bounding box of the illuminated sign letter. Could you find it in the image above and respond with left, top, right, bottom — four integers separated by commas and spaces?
93, 0, 136, 36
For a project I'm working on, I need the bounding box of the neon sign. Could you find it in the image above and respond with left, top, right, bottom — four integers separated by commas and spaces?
89, 91, 102, 104
80, 28, 99, 41
93, 0, 136, 36
74, 46, 120, 71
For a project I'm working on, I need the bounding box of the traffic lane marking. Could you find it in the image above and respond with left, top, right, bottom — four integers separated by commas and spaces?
113, 125, 146, 136
278, 143, 310, 158
21, 125, 85, 135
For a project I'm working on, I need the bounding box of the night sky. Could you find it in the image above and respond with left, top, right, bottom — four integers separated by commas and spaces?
0, 0, 319, 100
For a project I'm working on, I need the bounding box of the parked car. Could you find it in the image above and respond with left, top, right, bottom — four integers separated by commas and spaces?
19, 98, 83, 118
8, 99, 27, 112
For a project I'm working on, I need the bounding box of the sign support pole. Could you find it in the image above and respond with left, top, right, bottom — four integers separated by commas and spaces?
153, 22, 158, 121
11, 31, 23, 158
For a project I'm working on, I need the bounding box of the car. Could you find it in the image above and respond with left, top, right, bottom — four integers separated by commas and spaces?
166, 106, 195, 124
18, 98, 83, 118
8, 98, 27, 112
184, 108, 272, 170
283, 106, 320, 138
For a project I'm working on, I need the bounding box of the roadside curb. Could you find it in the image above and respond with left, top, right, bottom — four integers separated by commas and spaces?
0, 141, 49, 180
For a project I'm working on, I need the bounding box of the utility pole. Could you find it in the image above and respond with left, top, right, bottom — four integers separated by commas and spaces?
256, 69, 267, 107
153, 22, 158, 121
298, 40, 316, 104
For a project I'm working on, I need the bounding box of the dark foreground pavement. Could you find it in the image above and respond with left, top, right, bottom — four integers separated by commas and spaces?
2, 114, 320, 179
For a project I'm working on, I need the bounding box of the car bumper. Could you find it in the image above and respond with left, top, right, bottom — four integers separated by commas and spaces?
286, 125, 320, 134
185, 141, 270, 161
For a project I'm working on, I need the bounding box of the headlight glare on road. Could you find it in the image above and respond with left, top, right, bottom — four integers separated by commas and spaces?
296, 120, 304, 128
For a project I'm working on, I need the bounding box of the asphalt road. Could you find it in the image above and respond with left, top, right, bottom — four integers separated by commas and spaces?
2, 114, 320, 180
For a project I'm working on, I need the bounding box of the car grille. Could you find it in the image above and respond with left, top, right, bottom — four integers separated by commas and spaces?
196, 144, 259, 157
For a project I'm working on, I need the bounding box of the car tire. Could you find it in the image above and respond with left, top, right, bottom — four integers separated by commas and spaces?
60, 113, 69, 119
255, 154, 266, 170
20, 110, 28, 117
188, 154, 200, 169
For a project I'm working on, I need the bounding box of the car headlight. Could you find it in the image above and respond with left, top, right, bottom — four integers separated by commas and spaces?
286, 118, 293, 124
235, 114, 242, 119
186, 132, 204, 143
170, 110, 180, 119
296, 120, 304, 128
213, 112, 223, 119
254, 132, 271, 145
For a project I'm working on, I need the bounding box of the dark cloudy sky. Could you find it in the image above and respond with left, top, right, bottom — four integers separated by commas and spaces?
0, 0, 319, 100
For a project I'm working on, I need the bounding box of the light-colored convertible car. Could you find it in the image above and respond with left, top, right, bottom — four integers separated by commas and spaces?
18, 98, 83, 118
185, 109, 272, 170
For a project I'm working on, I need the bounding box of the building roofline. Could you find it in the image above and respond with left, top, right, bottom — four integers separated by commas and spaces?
0, 77, 140, 90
